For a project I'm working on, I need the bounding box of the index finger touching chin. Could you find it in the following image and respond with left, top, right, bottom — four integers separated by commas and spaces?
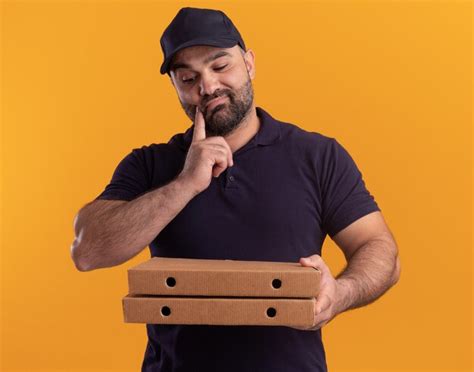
192, 106, 206, 142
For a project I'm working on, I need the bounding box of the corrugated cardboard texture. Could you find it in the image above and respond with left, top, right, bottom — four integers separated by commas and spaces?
128, 257, 321, 297
123, 295, 316, 327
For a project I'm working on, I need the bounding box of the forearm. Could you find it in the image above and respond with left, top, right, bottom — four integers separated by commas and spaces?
334, 236, 400, 313
74, 176, 196, 271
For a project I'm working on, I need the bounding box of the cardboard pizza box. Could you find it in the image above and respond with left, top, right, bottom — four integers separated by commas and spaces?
122, 294, 316, 327
127, 257, 321, 298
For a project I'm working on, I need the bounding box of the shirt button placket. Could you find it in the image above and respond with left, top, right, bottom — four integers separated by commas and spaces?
224, 168, 238, 189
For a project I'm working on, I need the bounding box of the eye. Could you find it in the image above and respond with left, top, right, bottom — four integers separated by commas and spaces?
214, 64, 227, 71
182, 77, 195, 84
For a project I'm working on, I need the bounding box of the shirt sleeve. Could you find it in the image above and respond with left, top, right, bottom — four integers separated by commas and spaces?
321, 138, 381, 238
94, 147, 151, 201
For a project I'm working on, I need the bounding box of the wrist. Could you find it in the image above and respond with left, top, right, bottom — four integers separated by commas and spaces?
334, 277, 353, 314
174, 174, 200, 199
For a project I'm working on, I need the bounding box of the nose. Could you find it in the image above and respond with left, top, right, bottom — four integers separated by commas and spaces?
199, 71, 220, 97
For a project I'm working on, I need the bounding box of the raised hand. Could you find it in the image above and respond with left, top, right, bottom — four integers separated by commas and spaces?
177, 106, 234, 195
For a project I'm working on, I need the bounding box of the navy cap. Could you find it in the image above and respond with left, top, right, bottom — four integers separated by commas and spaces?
159, 7, 247, 75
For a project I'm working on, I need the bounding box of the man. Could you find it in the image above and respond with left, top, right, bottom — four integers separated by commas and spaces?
70, 7, 400, 372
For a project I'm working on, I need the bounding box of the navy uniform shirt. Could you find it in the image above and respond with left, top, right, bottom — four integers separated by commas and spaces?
95, 106, 380, 372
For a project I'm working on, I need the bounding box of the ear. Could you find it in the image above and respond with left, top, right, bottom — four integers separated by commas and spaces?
243, 49, 256, 80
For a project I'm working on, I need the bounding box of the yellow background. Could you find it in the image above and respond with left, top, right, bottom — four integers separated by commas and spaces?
1, 1, 472, 371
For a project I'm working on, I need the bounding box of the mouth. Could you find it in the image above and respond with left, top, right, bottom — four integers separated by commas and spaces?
204, 96, 228, 111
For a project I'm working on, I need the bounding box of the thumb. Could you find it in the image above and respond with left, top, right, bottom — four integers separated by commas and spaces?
299, 257, 313, 265
299, 255, 326, 273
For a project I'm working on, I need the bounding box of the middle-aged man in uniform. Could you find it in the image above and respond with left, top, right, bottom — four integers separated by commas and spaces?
71, 7, 401, 372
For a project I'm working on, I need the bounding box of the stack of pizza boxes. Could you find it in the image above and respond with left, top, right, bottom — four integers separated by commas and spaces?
122, 257, 321, 327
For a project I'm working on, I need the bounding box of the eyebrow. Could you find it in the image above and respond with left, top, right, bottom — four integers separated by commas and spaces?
171, 51, 232, 72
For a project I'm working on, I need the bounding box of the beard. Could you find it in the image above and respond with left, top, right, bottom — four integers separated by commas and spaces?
179, 76, 254, 137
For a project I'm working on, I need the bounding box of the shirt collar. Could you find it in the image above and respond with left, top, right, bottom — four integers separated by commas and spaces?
170, 106, 281, 151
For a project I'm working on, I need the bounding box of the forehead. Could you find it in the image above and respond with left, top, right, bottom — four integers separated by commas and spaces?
171, 45, 239, 67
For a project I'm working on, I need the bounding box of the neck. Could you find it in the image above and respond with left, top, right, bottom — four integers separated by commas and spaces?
224, 104, 260, 153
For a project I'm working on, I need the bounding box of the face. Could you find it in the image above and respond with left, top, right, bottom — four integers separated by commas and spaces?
169, 45, 256, 137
